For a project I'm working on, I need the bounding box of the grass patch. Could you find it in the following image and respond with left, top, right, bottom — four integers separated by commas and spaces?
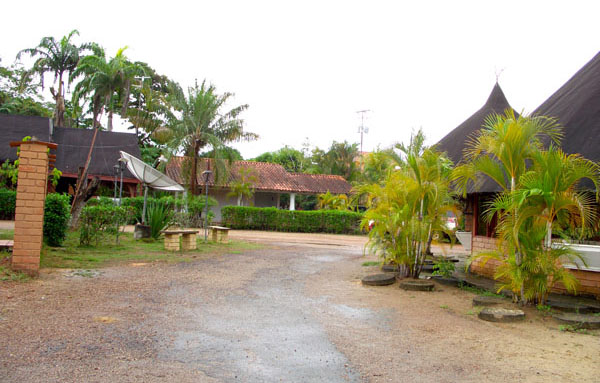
466, 306, 484, 316
0, 250, 30, 282
40, 230, 263, 269
361, 261, 380, 267
0, 229, 13, 240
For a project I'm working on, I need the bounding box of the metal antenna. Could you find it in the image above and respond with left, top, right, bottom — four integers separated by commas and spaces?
494, 67, 505, 83
356, 109, 371, 153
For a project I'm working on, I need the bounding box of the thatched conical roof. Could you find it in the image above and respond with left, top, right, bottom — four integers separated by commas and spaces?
436, 83, 516, 165
533, 51, 600, 162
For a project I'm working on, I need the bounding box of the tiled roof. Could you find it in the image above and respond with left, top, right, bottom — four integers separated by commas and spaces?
289, 173, 353, 194
165, 157, 352, 194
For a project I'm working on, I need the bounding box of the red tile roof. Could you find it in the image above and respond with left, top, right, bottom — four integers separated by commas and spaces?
289, 173, 353, 194
166, 157, 352, 194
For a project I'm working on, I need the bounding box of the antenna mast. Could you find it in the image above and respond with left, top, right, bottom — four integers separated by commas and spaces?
356, 109, 370, 153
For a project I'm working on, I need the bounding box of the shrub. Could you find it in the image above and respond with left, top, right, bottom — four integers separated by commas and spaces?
145, 202, 173, 239
0, 189, 16, 220
43, 193, 71, 246
79, 204, 133, 246
120, 195, 217, 225
221, 206, 363, 234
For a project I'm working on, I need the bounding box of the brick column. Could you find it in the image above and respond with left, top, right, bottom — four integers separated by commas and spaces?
10, 140, 57, 275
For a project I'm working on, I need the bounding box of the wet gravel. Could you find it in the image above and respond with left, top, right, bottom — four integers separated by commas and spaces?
1, 233, 599, 382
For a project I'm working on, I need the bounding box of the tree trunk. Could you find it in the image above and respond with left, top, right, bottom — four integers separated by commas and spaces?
237, 195, 242, 206
107, 110, 113, 131
70, 111, 101, 228
69, 168, 101, 228
190, 143, 199, 195
54, 73, 65, 128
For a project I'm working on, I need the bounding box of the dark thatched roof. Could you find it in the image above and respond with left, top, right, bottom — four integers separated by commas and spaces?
533, 51, 600, 162
435, 83, 516, 165
435, 83, 517, 193
52, 127, 140, 180
0, 114, 52, 161
0, 114, 140, 181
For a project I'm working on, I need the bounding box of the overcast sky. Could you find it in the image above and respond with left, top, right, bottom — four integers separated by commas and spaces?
2, 1, 599, 159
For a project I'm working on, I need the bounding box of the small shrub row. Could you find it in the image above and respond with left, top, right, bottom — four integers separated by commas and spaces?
79, 204, 133, 246
88, 195, 216, 226
221, 206, 363, 234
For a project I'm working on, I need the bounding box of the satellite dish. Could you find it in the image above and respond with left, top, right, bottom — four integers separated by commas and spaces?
119, 151, 184, 224
120, 151, 184, 192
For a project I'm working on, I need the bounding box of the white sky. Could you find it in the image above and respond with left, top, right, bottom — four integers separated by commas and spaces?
2, 1, 599, 159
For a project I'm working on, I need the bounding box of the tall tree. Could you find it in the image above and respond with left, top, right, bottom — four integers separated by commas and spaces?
253, 146, 306, 172
16, 30, 97, 127
68, 47, 142, 227
71, 46, 143, 131
167, 80, 257, 195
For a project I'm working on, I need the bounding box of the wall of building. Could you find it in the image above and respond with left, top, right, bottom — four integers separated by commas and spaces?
254, 192, 280, 208
470, 235, 600, 298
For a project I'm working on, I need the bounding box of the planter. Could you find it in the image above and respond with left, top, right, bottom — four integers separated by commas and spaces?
455, 231, 472, 252
560, 243, 600, 272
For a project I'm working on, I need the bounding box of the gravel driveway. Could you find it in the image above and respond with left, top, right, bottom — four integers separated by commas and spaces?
1, 231, 598, 382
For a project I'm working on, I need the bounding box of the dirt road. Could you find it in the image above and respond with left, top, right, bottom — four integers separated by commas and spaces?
1, 231, 598, 382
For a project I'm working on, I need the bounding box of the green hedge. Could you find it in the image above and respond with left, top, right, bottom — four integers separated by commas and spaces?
0, 189, 16, 219
221, 206, 363, 234
87, 195, 216, 225
79, 204, 133, 246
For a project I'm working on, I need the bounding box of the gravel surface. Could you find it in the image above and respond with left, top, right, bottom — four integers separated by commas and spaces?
1, 231, 599, 382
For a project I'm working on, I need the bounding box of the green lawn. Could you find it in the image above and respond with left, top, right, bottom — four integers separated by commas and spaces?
0, 228, 263, 271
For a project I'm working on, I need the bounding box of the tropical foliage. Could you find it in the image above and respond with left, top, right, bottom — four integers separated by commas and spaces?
226, 167, 258, 206
361, 130, 456, 278
317, 191, 350, 211
166, 80, 257, 195
454, 111, 600, 304
17, 29, 97, 127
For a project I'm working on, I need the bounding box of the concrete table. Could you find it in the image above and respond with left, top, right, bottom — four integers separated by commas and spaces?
209, 226, 231, 243
160, 229, 199, 251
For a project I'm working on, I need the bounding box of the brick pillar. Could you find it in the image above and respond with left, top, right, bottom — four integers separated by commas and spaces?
10, 140, 57, 275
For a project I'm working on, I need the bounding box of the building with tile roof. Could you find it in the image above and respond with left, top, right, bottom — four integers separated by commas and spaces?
166, 157, 353, 221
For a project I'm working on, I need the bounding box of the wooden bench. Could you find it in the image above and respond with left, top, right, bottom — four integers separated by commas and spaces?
160, 229, 199, 251
0, 240, 14, 251
209, 226, 231, 243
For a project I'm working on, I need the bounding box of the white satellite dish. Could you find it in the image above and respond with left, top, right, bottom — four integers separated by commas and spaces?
119, 151, 184, 224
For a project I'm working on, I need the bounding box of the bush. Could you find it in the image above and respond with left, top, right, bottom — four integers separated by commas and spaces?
79, 204, 133, 246
0, 189, 16, 220
221, 206, 363, 234
43, 193, 71, 246
145, 202, 173, 239
120, 195, 217, 225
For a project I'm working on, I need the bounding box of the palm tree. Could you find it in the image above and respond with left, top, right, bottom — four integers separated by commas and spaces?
452, 109, 562, 194
68, 47, 143, 227
362, 131, 455, 278
451, 109, 562, 301
477, 146, 599, 303
226, 167, 258, 206
17, 30, 97, 127
71, 46, 143, 131
167, 80, 257, 195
